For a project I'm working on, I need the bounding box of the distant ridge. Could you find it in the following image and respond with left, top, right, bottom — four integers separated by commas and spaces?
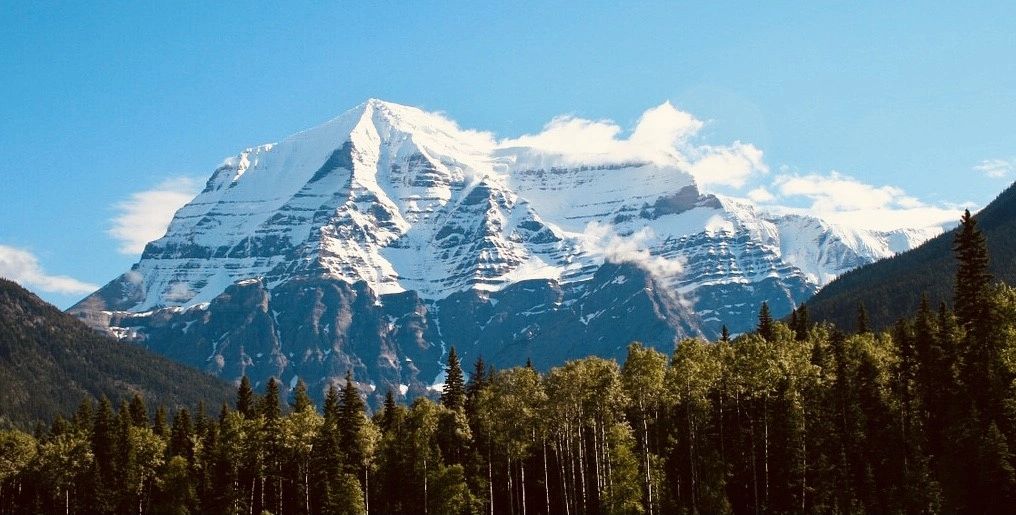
0, 278, 233, 428
805, 180, 1016, 331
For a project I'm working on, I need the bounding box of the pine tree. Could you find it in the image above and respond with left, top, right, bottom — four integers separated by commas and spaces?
720, 324, 730, 342
380, 388, 399, 433
795, 305, 810, 341
91, 396, 117, 512
72, 398, 93, 433
260, 377, 282, 421
153, 406, 169, 438
856, 302, 870, 334
757, 302, 775, 340
237, 375, 256, 418
953, 209, 991, 332
340, 371, 368, 475
169, 408, 193, 460
441, 346, 467, 411
311, 383, 343, 512
292, 379, 313, 412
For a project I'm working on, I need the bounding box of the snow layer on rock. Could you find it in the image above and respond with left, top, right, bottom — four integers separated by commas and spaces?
82, 99, 940, 316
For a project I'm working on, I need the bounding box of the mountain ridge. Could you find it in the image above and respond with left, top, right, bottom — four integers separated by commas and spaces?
69, 99, 943, 401
805, 180, 1016, 330
0, 278, 233, 428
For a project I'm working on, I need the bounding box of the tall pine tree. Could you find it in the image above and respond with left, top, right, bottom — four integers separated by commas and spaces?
757, 301, 775, 340
441, 346, 466, 411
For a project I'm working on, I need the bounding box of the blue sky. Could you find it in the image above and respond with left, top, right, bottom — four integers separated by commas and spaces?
1, 2, 1014, 308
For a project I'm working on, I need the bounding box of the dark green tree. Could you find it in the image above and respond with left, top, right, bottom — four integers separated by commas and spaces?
291, 378, 313, 412
441, 346, 467, 411
260, 377, 282, 421
757, 301, 775, 340
236, 375, 256, 418
953, 209, 991, 332
169, 408, 193, 460
856, 302, 870, 334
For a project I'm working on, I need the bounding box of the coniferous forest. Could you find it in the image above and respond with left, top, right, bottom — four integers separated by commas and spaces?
1, 213, 1015, 514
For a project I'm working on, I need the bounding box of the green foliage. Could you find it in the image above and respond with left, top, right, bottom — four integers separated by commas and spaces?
0, 278, 233, 429
4, 218, 1016, 513
441, 346, 467, 412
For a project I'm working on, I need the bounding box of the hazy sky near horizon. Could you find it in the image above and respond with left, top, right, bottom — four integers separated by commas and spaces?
1, 2, 1014, 308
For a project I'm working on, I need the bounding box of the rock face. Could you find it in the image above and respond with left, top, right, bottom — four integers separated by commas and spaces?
70, 99, 937, 402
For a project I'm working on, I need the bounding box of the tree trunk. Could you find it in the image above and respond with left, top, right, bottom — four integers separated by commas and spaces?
507, 456, 514, 515
488, 448, 494, 515
305, 463, 310, 515
764, 396, 770, 510
641, 401, 654, 515
577, 428, 588, 513
557, 438, 570, 515
543, 438, 551, 515
520, 458, 527, 515
423, 456, 429, 515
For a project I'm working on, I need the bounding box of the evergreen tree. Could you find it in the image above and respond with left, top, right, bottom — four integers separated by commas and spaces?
260, 377, 282, 421
953, 209, 991, 332
381, 388, 399, 433
291, 378, 313, 413
91, 396, 118, 513
236, 375, 256, 418
795, 304, 810, 341
169, 408, 193, 460
72, 398, 93, 433
153, 406, 169, 438
441, 346, 467, 411
340, 372, 368, 475
856, 302, 870, 334
720, 324, 730, 342
757, 301, 775, 340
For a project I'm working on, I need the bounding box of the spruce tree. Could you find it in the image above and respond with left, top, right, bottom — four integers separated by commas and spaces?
291, 379, 313, 412
260, 377, 282, 421
757, 301, 775, 340
795, 304, 810, 341
441, 346, 467, 411
340, 371, 367, 474
381, 388, 399, 433
720, 324, 730, 342
127, 393, 147, 428
856, 302, 870, 334
169, 408, 193, 460
236, 375, 256, 418
72, 398, 93, 433
953, 209, 991, 332
153, 406, 169, 438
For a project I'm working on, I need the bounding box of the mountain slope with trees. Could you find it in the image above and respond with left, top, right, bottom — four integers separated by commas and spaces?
805, 180, 1016, 330
0, 278, 234, 428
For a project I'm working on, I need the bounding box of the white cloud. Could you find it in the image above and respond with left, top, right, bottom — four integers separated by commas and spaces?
498, 101, 768, 189
580, 221, 684, 278
108, 177, 202, 254
747, 187, 776, 203
687, 142, 767, 189
0, 245, 98, 295
974, 158, 1014, 179
770, 171, 960, 230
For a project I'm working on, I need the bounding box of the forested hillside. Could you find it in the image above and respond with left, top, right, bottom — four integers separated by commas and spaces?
1, 213, 1014, 514
806, 181, 1016, 330
0, 278, 234, 428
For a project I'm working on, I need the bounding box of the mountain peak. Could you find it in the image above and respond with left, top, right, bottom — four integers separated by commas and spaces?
75, 100, 937, 334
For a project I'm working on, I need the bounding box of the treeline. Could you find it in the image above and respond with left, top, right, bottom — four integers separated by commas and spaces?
1, 214, 1015, 514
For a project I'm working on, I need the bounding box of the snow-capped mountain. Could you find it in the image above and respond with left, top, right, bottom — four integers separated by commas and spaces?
70, 99, 939, 401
